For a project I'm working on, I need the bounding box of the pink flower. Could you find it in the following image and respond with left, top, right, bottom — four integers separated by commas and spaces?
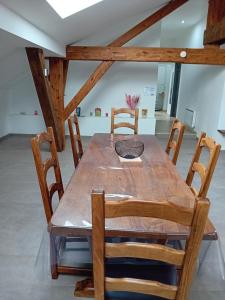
126, 94, 140, 109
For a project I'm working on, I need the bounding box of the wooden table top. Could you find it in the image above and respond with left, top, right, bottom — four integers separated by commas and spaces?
49, 133, 216, 240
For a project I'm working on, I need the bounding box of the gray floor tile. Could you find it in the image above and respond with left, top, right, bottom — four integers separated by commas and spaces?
0, 134, 225, 300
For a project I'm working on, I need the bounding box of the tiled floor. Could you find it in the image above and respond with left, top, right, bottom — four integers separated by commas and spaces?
0, 134, 225, 299
155, 112, 196, 136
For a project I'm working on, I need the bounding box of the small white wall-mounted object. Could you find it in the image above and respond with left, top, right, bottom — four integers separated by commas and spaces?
44, 68, 48, 77
180, 51, 187, 58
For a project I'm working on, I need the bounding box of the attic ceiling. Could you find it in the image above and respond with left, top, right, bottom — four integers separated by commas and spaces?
0, 0, 169, 45
0, 0, 208, 89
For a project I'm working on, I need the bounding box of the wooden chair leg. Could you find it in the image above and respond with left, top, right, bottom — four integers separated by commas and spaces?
50, 234, 58, 279
75, 278, 94, 298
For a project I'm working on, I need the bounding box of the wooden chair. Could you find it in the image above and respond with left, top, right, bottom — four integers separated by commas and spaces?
90, 190, 209, 300
186, 132, 221, 198
111, 108, 139, 134
31, 127, 90, 279
184, 134, 224, 279
165, 119, 185, 165
68, 114, 84, 168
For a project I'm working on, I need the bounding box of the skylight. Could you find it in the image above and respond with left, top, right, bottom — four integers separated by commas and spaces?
46, 0, 103, 19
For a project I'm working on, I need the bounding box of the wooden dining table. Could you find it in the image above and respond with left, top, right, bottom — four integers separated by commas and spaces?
49, 133, 216, 241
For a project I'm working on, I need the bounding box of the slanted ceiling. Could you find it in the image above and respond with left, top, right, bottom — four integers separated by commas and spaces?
0, 0, 169, 44
0, 0, 207, 88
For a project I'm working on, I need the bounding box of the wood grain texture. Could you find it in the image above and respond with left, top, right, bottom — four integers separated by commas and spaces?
31, 127, 63, 279
186, 132, 221, 198
26, 48, 63, 150
64, 0, 188, 119
111, 108, 139, 134
74, 114, 84, 157
63, 60, 69, 93
204, 0, 225, 45
49, 57, 65, 150
92, 191, 105, 300
105, 242, 185, 266
66, 46, 225, 65
204, 16, 225, 45
57, 266, 92, 276
49, 134, 216, 241
31, 127, 64, 223
186, 132, 206, 188
166, 119, 185, 165
105, 277, 177, 299
75, 278, 94, 298
31, 128, 91, 279
68, 114, 83, 168
206, 0, 225, 27
91, 191, 209, 299
105, 199, 193, 226
176, 199, 210, 299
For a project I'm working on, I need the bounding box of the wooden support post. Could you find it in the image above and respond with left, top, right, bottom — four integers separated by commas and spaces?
63, 60, 69, 93
204, 0, 225, 46
64, 0, 189, 120
49, 58, 66, 150
66, 46, 225, 65
26, 47, 64, 151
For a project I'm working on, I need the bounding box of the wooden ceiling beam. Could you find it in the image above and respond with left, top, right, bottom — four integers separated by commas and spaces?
64, 0, 189, 120
26, 48, 64, 151
66, 46, 225, 65
204, 0, 225, 46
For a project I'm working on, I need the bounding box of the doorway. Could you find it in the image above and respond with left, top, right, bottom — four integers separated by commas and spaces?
155, 63, 181, 134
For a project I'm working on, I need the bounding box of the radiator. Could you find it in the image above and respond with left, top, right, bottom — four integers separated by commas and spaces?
184, 108, 196, 128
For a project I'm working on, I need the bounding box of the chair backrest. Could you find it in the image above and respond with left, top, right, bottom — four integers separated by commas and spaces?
186, 132, 221, 198
68, 114, 84, 168
92, 190, 209, 300
31, 127, 64, 223
165, 119, 185, 165
111, 108, 139, 134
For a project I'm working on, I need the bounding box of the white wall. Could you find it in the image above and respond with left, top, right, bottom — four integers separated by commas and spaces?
0, 49, 46, 136
0, 89, 9, 138
156, 63, 175, 113
178, 65, 225, 146
172, 18, 225, 149
7, 73, 45, 134
0, 14, 160, 137
164, 64, 175, 114
6, 10, 225, 142
65, 60, 158, 135
65, 21, 160, 135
